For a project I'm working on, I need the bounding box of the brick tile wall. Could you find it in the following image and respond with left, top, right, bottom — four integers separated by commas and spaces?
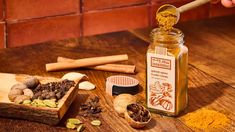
6, 0, 79, 21
7, 15, 81, 48
0, 0, 233, 48
0, 22, 4, 48
0, 0, 3, 21
83, 5, 149, 36
83, 0, 148, 11
210, 4, 235, 17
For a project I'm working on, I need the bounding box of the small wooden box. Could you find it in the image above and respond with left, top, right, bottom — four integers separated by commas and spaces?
0, 73, 79, 125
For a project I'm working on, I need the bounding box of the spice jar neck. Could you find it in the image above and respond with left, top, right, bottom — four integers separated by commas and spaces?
150, 28, 184, 49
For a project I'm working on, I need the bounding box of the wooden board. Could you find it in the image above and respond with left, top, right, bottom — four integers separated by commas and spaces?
0, 73, 79, 125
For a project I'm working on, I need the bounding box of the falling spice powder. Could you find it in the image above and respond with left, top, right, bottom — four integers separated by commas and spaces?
182, 108, 230, 130
156, 10, 177, 31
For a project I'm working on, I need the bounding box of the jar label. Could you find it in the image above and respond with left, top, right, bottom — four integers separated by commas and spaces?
147, 52, 175, 113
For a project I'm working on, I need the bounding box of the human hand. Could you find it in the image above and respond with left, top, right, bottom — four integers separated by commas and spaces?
221, 0, 235, 7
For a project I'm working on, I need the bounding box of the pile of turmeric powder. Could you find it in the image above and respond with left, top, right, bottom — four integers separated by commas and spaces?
156, 10, 177, 31
182, 108, 230, 131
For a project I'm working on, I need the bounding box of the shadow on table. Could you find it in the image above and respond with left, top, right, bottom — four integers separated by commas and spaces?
142, 118, 157, 130
58, 93, 90, 126
179, 82, 229, 117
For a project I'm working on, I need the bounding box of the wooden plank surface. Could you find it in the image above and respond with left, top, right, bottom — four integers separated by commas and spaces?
0, 15, 234, 131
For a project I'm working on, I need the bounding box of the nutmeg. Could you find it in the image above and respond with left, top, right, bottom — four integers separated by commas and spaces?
23, 76, 39, 89
23, 88, 34, 98
14, 95, 31, 104
113, 94, 137, 117
10, 83, 27, 90
8, 88, 23, 102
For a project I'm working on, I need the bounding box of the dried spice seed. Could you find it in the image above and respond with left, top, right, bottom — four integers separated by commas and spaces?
66, 122, 76, 129
127, 104, 151, 122
76, 124, 85, 132
8, 88, 23, 102
23, 76, 39, 89
36, 99, 47, 107
79, 81, 96, 90
14, 95, 31, 104
67, 118, 82, 125
23, 89, 34, 98
33, 79, 75, 101
91, 120, 101, 126
22, 100, 31, 105
113, 94, 137, 117
79, 96, 102, 117
10, 83, 28, 90
43, 99, 57, 108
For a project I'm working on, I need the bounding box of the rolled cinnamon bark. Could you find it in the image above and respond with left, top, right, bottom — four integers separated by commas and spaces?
46, 54, 129, 72
57, 56, 136, 74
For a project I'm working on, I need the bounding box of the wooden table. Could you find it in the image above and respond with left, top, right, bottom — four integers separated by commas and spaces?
0, 15, 235, 132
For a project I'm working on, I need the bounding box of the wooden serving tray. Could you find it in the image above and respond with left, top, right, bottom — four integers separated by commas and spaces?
0, 73, 79, 125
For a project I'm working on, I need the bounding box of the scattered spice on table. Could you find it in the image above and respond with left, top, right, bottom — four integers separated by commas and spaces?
182, 108, 230, 131
79, 96, 102, 117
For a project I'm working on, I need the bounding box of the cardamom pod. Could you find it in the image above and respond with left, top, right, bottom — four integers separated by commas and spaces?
91, 120, 101, 126
66, 122, 76, 129
43, 99, 57, 108
22, 100, 32, 105
34, 99, 47, 107
76, 124, 85, 132
68, 118, 82, 125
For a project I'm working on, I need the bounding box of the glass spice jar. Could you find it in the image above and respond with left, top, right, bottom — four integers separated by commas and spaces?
146, 28, 188, 116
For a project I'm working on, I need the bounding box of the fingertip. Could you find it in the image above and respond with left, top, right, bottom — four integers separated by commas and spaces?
221, 0, 234, 8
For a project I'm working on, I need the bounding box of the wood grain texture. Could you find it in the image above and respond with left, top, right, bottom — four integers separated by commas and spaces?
83, 0, 148, 11
0, 15, 235, 131
7, 14, 81, 48
5, 0, 79, 21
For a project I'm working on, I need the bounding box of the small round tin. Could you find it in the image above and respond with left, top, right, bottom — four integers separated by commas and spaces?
106, 75, 139, 96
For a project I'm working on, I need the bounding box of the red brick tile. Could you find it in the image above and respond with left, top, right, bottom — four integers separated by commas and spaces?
0, 22, 5, 49
151, 0, 191, 4
150, 1, 209, 26
83, 0, 148, 11
6, 0, 79, 21
7, 15, 81, 48
210, 3, 235, 18
83, 5, 150, 36
0, 0, 3, 20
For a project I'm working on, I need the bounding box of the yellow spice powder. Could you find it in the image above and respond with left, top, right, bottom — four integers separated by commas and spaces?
156, 10, 177, 31
182, 108, 230, 131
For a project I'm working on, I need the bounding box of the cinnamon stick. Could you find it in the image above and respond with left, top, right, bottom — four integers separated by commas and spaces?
57, 56, 136, 74
46, 54, 128, 72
